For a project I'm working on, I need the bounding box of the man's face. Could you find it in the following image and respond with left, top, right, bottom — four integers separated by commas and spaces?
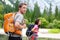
19, 5, 27, 14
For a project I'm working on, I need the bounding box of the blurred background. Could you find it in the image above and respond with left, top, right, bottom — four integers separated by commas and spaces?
0, 0, 60, 40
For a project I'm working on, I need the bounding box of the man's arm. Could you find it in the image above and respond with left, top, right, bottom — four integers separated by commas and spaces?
14, 14, 26, 29
15, 21, 26, 29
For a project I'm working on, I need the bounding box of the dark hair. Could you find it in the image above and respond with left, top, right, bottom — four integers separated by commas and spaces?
35, 19, 40, 28
35, 19, 40, 25
18, 3, 27, 8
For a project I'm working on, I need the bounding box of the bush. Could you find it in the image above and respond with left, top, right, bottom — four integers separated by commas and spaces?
53, 19, 60, 29
24, 19, 29, 24
0, 4, 4, 13
0, 14, 3, 28
0, 20, 3, 28
47, 19, 60, 29
24, 19, 34, 27
48, 29, 60, 33
0, 23, 2, 28
38, 17, 49, 28
48, 23, 54, 28
0, 14, 3, 20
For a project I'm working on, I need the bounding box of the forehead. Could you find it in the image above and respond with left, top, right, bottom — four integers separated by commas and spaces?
21, 5, 27, 7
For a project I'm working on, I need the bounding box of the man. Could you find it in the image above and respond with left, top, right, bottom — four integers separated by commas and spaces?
9, 3, 27, 40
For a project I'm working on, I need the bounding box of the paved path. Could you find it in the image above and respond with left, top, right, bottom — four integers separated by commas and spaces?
0, 28, 60, 39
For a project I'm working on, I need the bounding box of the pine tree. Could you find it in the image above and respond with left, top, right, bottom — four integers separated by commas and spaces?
58, 10, 60, 20
24, 9, 31, 22
55, 6, 58, 19
14, 0, 19, 12
31, 3, 41, 22
48, 3, 53, 22
0, 2, 4, 14
42, 6, 48, 20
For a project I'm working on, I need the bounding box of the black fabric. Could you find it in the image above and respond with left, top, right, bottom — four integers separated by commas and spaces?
8, 36, 22, 40
26, 24, 34, 36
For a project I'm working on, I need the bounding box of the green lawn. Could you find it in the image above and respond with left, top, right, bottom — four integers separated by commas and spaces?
0, 35, 60, 40
48, 29, 60, 34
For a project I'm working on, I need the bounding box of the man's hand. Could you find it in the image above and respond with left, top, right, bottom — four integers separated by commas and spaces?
23, 24, 26, 28
15, 22, 23, 29
15, 21, 26, 29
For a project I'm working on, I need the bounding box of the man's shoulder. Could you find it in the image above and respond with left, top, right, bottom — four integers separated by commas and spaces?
16, 12, 23, 17
15, 12, 24, 20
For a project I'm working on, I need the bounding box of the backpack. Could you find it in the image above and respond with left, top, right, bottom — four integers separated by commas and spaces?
26, 24, 34, 36
3, 13, 22, 35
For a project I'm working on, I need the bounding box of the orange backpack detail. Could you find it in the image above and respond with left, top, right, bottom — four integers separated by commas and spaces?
4, 13, 22, 35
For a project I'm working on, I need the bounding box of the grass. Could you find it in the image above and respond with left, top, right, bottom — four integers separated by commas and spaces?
48, 29, 60, 34
0, 35, 60, 40
0, 35, 8, 40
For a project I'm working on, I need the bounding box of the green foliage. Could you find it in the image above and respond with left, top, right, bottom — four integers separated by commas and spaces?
48, 29, 60, 33
2, 0, 19, 14
48, 23, 54, 28
42, 8, 48, 20
0, 20, 3, 28
24, 19, 29, 24
31, 3, 41, 22
43, 8, 47, 15
47, 19, 60, 29
8, 0, 15, 4
48, 3, 53, 22
24, 9, 32, 22
3, 5, 14, 13
55, 6, 59, 19
14, 0, 19, 12
58, 11, 60, 20
0, 2, 4, 13
0, 14, 3, 20
0, 1, 60, 29
38, 17, 49, 28
0, 15, 3, 28
53, 19, 60, 29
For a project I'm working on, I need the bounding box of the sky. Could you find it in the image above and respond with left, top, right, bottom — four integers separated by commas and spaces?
3, 0, 60, 13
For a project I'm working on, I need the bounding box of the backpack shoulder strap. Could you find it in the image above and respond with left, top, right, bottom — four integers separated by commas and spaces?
12, 12, 17, 17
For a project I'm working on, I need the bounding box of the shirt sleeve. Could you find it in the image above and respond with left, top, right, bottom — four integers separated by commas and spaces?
34, 25, 38, 29
15, 14, 23, 24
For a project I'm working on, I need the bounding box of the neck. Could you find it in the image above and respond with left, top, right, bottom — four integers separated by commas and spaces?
18, 10, 23, 14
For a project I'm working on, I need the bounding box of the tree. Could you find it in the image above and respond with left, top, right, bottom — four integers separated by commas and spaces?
14, 0, 19, 12
31, 3, 41, 22
0, 2, 4, 28
38, 17, 49, 28
48, 3, 53, 22
0, 2, 4, 14
8, 0, 15, 4
42, 7, 48, 20
9, 0, 19, 12
55, 6, 59, 19
3, 5, 14, 14
24, 8, 32, 22
0, 0, 5, 5
58, 10, 60, 20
